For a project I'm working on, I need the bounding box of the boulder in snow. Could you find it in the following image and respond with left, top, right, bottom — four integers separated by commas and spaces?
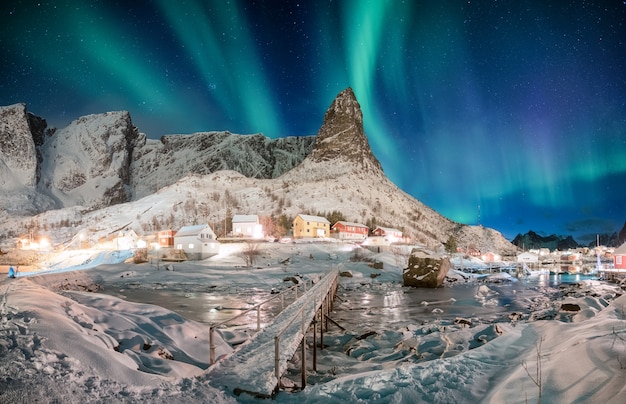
403, 249, 450, 288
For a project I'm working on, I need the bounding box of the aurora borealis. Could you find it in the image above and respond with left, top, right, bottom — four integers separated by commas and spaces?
1, 1, 625, 243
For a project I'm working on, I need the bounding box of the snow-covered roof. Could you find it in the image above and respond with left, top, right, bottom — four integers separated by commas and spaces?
232, 214, 258, 223
296, 214, 330, 224
375, 226, 402, 234
333, 221, 368, 229
174, 224, 211, 237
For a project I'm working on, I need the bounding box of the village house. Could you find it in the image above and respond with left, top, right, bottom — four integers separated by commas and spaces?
232, 215, 263, 239
517, 251, 539, 264
157, 230, 175, 247
331, 221, 369, 241
114, 230, 139, 250
174, 224, 219, 260
481, 251, 501, 263
614, 242, 626, 270
372, 226, 403, 243
293, 214, 330, 239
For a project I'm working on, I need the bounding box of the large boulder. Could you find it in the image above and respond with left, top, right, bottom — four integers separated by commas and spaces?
403, 249, 450, 288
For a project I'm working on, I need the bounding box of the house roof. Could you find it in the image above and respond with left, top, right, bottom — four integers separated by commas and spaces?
296, 214, 330, 224
615, 242, 626, 255
374, 226, 402, 234
232, 214, 258, 223
332, 221, 368, 229
175, 224, 211, 237
517, 252, 538, 258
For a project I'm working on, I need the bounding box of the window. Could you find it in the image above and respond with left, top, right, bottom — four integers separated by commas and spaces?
618, 256, 623, 265
188, 243, 195, 249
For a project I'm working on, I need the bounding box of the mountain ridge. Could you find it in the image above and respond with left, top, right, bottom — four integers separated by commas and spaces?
0, 89, 516, 254
512, 228, 625, 249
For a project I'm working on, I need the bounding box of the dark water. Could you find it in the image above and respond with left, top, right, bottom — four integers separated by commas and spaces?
99, 273, 597, 330
101, 286, 296, 326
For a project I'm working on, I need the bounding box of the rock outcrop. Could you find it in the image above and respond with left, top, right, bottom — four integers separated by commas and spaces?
308, 87, 383, 174
403, 249, 451, 288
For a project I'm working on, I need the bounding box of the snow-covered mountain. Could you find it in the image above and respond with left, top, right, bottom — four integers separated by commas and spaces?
0, 89, 516, 253
0, 103, 314, 214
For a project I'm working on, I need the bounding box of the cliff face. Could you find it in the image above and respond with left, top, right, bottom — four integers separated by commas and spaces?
129, 131, 314, 200
0, 103, 38, 189
37, 111, 139, 209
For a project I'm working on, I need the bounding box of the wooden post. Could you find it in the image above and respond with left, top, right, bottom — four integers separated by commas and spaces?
209, 326, 215, 364
257, 306, 261, 331
313, 312, 317, 371
274, 336, 280, 385
320, 298, 324, 351
301, 308, 307, 388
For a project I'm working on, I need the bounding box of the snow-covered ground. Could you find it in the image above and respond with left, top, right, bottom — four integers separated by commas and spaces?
1, 242, 626, 403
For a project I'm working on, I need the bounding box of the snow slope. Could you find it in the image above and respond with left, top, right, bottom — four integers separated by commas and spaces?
1, 242, 626, 403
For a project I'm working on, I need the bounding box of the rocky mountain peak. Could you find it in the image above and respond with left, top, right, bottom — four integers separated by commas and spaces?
308, 88, 383, 173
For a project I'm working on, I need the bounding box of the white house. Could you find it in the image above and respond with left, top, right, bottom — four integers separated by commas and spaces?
232, 214, 263, 239
517, 252, 539, 263
174, 224, 219, 260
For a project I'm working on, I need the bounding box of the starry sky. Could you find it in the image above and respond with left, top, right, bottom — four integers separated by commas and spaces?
1, 1, 625, 244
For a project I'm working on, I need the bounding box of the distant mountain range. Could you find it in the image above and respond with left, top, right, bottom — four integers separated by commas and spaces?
1, 89, 519, 254
512, 224, 626, 250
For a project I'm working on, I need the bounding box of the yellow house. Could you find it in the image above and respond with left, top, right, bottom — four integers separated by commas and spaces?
293, 214, 330, 239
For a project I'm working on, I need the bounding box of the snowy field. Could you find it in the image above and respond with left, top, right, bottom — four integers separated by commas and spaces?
1, 242, 626, 403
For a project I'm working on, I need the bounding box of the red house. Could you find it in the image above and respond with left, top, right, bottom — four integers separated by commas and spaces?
157, 230, 175, 247
614, 242, 626, 270
331, 221, 369, 241
372, 226, 403, 243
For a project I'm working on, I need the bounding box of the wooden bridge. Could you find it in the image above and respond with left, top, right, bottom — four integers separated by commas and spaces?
205, 269, 339, 398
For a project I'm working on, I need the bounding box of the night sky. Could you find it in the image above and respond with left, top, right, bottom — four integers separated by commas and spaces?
1, 1, 625, 243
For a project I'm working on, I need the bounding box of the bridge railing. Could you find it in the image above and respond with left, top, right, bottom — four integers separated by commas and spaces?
272, 269, 339, 387
208, 273, 321, 364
